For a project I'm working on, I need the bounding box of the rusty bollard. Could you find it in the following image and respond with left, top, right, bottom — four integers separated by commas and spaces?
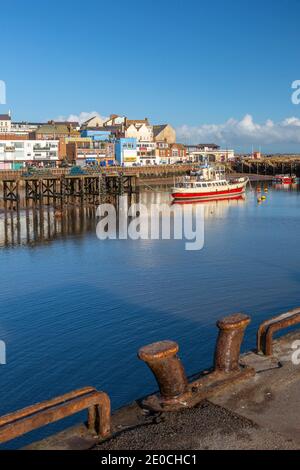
138, 340, 188, 402
214, 313, 251, 373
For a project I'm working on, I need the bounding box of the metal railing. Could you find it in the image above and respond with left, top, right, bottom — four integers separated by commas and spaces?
257, 307, 300, 356
0, 387, 111, 444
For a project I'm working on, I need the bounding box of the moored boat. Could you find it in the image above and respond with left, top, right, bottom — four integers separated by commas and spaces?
273, 174, 297, 184
171, 165, 249, 201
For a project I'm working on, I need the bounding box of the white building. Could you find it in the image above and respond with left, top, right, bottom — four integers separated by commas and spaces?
136, 142, 159, 165
186, 144, 234, 162
11, 121, 44, 135
0, 114, 11, 133
103, 115, 126, 127
0, 140, 59, 169
125, 122, 153, 142
81, 115, 104, 128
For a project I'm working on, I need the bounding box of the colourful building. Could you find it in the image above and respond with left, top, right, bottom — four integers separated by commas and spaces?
115, 138, 138, 166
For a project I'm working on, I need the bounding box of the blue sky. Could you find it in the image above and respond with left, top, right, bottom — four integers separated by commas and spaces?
1, 0, 300, 151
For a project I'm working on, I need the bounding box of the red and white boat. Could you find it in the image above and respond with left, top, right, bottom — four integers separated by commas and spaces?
273, 174, 297, 184
171, 165, 249, 201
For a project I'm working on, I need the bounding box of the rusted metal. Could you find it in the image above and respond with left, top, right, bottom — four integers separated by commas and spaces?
139, 314, 254, 412
0, 386, 111, 444
257, 307, 300, 356
138, 340, 188, 402
214, 313, 251, 372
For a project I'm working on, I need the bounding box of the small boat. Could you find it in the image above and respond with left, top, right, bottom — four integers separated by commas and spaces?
273, 174, 297, 184
171, 165, 249, 201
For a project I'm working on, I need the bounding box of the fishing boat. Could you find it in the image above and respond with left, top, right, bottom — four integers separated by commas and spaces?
273, 174, 297, 184
171, 165, 249, 201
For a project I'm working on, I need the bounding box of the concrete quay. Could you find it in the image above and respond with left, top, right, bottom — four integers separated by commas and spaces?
22, 315, 300, 451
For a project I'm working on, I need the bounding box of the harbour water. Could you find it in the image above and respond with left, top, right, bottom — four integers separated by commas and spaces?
1, 183, 300, 448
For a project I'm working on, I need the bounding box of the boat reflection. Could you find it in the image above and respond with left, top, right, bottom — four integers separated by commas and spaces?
272, 183, 300, 192
172, 195, 245, 205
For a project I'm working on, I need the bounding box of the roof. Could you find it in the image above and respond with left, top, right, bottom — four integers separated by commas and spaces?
12, 121, 44, 126
54, 121, 79, 128
185, 143, 220, 149
82, 126, 120, 133
197, 143, 220, 149
171, 143, 185, 149
82, 116, 104, 126
0, 114, 11, 121
82, 116, 98, 124
125, 118, 149, 128
35, 123, 75, 135
153, 124, 169, 136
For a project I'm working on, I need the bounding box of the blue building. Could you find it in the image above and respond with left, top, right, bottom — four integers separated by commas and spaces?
115, 138, 138, 166
80, 129, 112, 141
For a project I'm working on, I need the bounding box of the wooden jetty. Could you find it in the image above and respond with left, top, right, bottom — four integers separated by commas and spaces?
233, 156, 300, 176
0, 169, 137, 209
0, 165, 195, 209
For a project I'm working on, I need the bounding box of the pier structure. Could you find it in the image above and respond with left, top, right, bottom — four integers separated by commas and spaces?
233, 156, 300, 176
0, 165, 199, 209
0, 171, 137, 210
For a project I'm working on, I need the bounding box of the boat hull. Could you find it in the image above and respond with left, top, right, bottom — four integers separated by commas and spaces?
172, 186, 246, 201
273, 175, 297, 184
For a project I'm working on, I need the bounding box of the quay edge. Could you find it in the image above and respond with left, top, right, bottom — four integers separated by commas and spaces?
10, 309, 300, 450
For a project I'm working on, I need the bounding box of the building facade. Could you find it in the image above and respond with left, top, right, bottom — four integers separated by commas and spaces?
66, 139, 115, 166
34, 123, 80, 159
11, 121, 44, 135
136, 141, 159, 165
81, 116, 104, 128
0, 114, 11, 134
115, 138, 138, 166
0, 140, 59, 169
156, 143, 187, 164
153, 124, 176, 144
125, 122, 153, 142
103, 115, 126, 127
185, 144, 234, 162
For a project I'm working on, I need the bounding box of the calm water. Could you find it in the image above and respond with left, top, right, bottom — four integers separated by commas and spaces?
1, 183, 300, 448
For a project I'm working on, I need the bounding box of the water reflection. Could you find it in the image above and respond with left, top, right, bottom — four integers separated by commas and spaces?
0, 206, 97, 248
1, 186, 300, 449
0, 192, 248, 248
272, 183, 300, 192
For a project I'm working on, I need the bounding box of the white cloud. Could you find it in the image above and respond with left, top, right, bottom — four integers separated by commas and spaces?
176, 114, 300, 148
55, 111, 108, 125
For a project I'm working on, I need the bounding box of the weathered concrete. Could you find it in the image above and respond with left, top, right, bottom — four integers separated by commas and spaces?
211, 331, 300, 445
96, 402, 298, 451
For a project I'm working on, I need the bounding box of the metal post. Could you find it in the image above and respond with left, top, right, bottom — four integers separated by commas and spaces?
214, 313, 250, 373
138, 340, 188, 401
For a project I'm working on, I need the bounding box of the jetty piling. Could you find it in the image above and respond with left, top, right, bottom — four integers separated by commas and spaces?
0, 171, 140, 209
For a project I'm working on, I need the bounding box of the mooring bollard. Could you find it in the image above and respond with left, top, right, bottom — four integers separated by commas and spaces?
138, 340, 188, 401
214, 313, 251, 372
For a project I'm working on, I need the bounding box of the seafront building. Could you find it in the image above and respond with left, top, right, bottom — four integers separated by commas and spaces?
153, 124, 176, 144
157, 142, 187, 164
185, 144, 234, 162
0, 114, 11, 134
0, 111, 235, 167
0, 139, 59, 169
115, 138, 138, 166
